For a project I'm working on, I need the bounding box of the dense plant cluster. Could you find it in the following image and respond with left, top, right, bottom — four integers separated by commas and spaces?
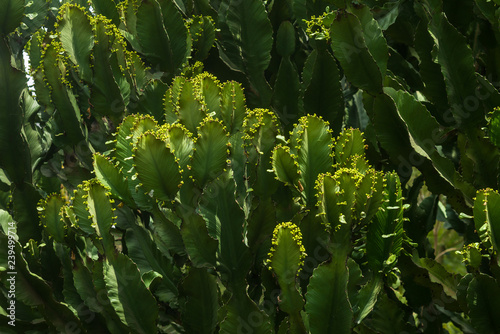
3, 0, 500, 333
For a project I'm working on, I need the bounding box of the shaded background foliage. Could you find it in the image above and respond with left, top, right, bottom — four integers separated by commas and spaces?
2, 0, 500, 333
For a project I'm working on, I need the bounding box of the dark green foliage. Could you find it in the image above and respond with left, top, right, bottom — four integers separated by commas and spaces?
3, 0, 500, 332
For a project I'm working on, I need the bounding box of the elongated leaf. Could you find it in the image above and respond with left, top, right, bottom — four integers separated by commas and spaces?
94, 153, 135, 208
123, 225, 179, 304
243, 108, 280, 197
42, 41, 85, 146
177, 80, 206, 134
305, 257, 353, 334
272, 56, 302, 130
70, 185, 94, 235
134, 132, 182, 201
91, 18, 126, 118
414, 19, 449, 120
291, 115, 334, 205
474, 189, 500, 253
113, 115, 157, 210
72, 260, 128, 334
40, 194, 65, 243
57, 4, 94, 82
151, 206, 185, 255
193, 73, 221, 116
91, 0, 120, 26
350, 5, 388, 78
366, 172, 404, 273
0, 233, 83, 332
104, 253, 158, 334
85, 180, 116, 255
0, 0, 24, 35
302, 49, 344, 134
316, 170, 359, 236
0, 38, 30, 186
276, 21, 295, 57
466, 274, 500, 333
330, 12, 383, 94
355, 169, 385, 225
272, 145, 300, 188
181, 267, 218, 334
191, 118, 228, 188
136, 0, 187, 76
198, 172, 250, 283
268, 222, 305, 314
179, 209, 217, 268
428, 13, 482, 129
218, 0, 273, 105
334, 128, 366, 166
189, 15, 216, 61
220, 81, 246, 134
165, 124, 194, 178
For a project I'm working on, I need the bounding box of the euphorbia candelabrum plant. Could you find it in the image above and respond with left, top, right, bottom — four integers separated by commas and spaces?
2, 70, 408, 333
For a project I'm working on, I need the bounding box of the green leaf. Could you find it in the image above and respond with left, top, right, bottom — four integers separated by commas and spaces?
488, 107, 500, 148
69, 185, 94, 235
40, 194, 66, 243
0, 233, 83, 332
176, 79, 206, 134
181, 267, 218, 334
93, 153, 135, 208
193, 72, 221, 117
330, 12, 383, 94
57, 5, 94, 82
165, 124, 194, 178
42, 41, 86, 146
305, 258, 353, 334
90, 0, 120, 26
136, 79, 168, 121
272, 56, 302, 130
90, 18, 126, 119
466, 274, 500, 333
0, 38, 30, 186
271, 145, 300, 188
349, 5, 388, 78
21, 0, 49, 37
220, 81, 246, 134
355, 169, 385, 225
134, 132, 182, 202
218, 0, 273, 105
179, 210, 217, 268
122, 222, 179, 304
474, 189, 500, 254
151, 206, 185, 255
291, 115, 334, 206
189, 15, 216, 61
243, 108, 281, 197
276, 21, 295, 57
190, 118, 228, 188
136, 0, 187, 76
334, 128, 366, 166
113, 115, 157, 210
219, 289, 273, 334
198, 171, 250, 284
72, 260, 128, 333
428, 13, 482, 129
316, 170, 359, 237
104, 253, 159, 334
366, 172, 404, 273
414, 19, 449, 119
0, 0, 24, 35
302, 49, 344, 134
268, 222, 306, 315
85, 180, 116, 255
